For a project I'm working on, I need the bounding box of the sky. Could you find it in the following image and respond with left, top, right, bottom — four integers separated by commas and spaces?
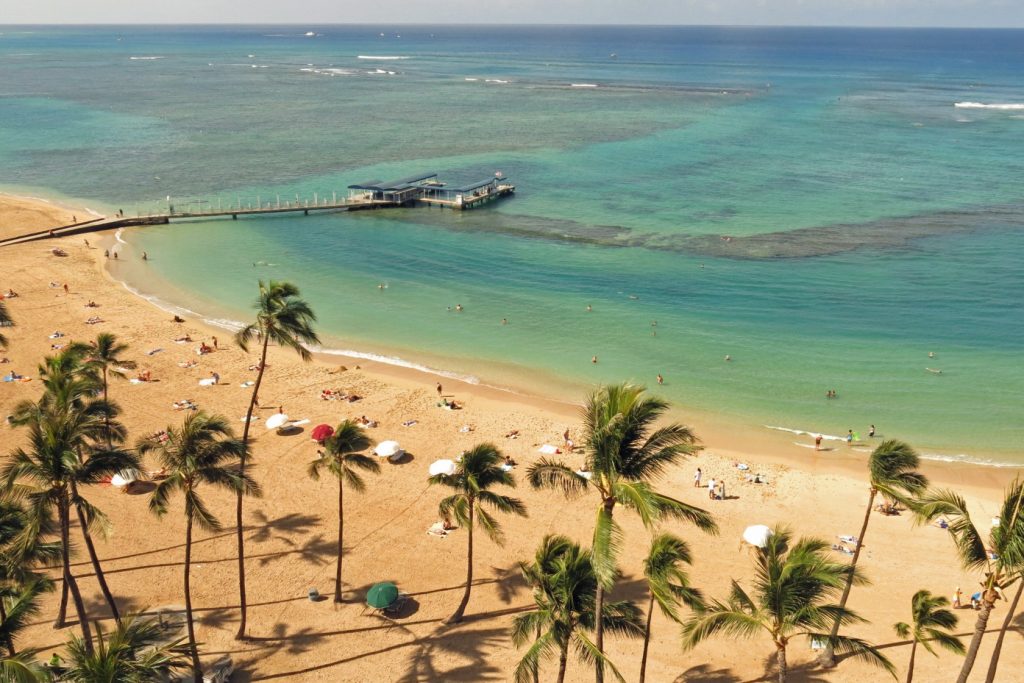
1, 0, 1022, 27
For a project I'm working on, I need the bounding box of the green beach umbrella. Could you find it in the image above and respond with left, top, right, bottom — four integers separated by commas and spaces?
366, 582, 399, 609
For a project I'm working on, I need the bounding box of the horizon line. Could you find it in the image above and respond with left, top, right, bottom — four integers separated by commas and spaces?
2, 22, 1024, 30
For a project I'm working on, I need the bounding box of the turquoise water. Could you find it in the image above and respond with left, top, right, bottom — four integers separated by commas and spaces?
2, 26, 1023, 461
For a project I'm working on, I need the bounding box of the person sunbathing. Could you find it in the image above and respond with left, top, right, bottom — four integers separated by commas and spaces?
197, 343, 213, 355
84, 301, 99, 308
3, 289, 18, 298
85, 316, 103, 324
173, 335, 193, 342
136, 370, 152, 382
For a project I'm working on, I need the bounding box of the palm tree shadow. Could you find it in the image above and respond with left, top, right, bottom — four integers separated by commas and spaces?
489, 563, 527, 604
256, 533, 333, 568
674, 664, 740, 682
396, 624, 507, 682
246, 510, 321, 544
746, 654, 830, 683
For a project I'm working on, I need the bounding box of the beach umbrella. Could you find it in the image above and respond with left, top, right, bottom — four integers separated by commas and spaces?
742, 524, 773, 548
366, 582, 398, 609
374, 440, 401, 458
311, 424, 334, 442
110, 471, 136, 488
265, 413, 289, 430
429, 459, 456, 476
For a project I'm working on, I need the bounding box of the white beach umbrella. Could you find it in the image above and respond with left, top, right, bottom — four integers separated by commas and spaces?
111, 471, 136, 488
429, 459, 457, 476
742, 524, 773, 548
374, 440, 401, 458
265, 413, 289, 430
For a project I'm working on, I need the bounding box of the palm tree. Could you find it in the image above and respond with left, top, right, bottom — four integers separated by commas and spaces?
512, 539, 644, 683
0, 300, 12, 349
985, 572, 1024, 683
13, 348, 135, 625
234, 280, 318, 639
681, 525, 894, 683
142, 412, 258, 678
62, 613, 192, 682
0, 581, 47, 678
892, 589, 963, 683
0, 498, 58, 657
2, 407, 105, 651
307, 420, 379, 603
84, 332, 129, 448
429, 442, 526, 624
915, 479, 1024, 683
638, 533, 702, 683
821, 439, 928, 667
518, 534, 575, 683
527, 383, 716, 682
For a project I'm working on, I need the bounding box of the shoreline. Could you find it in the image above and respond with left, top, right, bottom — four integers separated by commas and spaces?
106, 221, 1023, 474
2, 191, 1021, 681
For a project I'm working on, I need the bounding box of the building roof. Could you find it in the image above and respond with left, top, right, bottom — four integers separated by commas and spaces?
348, 172, 438, 192
443, 178, 501, 193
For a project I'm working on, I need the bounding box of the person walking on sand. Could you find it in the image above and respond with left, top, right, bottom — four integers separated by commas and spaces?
694, 467, 702, 488
707, 477, 716, 500
436, 382, 443, 398
212, 335, 218, 349
62, 283, 69, 295
815, 433, 823, 450
953, 587, 962, 608
846, 429, 854, 444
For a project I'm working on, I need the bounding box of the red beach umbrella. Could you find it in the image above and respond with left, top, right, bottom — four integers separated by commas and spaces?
311, 424, 334, 443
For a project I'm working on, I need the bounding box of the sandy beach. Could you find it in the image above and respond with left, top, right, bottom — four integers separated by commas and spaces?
1, 193, 1020, 682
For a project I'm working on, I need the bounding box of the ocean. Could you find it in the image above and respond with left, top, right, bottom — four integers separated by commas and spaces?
2, 25, 1022, 463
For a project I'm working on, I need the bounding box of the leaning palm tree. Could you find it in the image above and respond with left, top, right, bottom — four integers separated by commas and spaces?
308, 420, 379, 603
512, 539, 644, 683
234, 280, 318, 639
429, 442, 526, 624
638, 533, 702, 683
915, 479, 1024, 683
84, 332, 130, 447
985, 571, 1024, 683
682, 525, 894, 683
0, 581, 47, 675
142, 412, 258, 678
0, 300, 12, 349
527, 383, 716, 683
62, 613, 192, 683
820, 439, 928, 667
892, 589, 963, 683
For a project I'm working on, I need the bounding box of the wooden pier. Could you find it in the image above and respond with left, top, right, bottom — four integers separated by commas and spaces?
0, 172, 515, 247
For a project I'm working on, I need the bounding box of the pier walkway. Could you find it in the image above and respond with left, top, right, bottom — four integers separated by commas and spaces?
0, 172, 515, 247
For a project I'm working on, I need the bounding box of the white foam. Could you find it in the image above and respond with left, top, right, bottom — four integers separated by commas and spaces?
312, 346, 480, 385
357, 55, 410, 60
114, 228, 127, 244
129, 56, 164, 60
464, 77, 479, 81
203, 317, 246, 332
765, 425, 846, 441
954, 101, 1024, 110
485, 79, 510, 84
570, 83, 598, 88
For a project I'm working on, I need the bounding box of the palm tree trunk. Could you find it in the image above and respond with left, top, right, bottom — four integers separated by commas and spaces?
57, 569, 69, 628
102, 368, 111, 449
984, 579, 1023, 683
59, 495, 93, 653
533, 624, 541, 683
821, 487, 877, 667
957, 595, 995, 683
184, 513, 202, 679
638, 595, 655, 683
235, 332, 270, 639
776, 643, 788, 683
334, 479, 344, 603
0, 602, 15, 656
594, 500, 614, 683
555, 638, 570, 683
906, 638, 917, 683
446, 503, 474, 624
72, 482, 120, 622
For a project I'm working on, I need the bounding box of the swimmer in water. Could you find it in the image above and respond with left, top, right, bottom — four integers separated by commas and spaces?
724, 354, 732, 362
586, 305, 592, 312
455, 304, 463, 312
928, 351, 935, 358
142, 251, 148, 261
501, 318, 507, 325
591, 355, 598, 364
657, 374, 663, 385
